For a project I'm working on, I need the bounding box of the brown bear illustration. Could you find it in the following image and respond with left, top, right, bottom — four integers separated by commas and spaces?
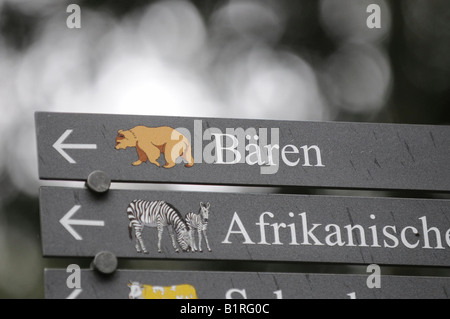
115, 126, 194, 168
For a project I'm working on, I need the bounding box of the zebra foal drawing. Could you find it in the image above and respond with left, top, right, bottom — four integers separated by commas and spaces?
127, 199, 191, 253
185, 202, 212, 252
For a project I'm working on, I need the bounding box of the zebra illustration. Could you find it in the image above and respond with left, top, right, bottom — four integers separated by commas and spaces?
127, 199, 191, 253
185, 202, 212, 252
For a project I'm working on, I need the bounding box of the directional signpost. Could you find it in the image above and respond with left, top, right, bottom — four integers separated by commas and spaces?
35, 112, 450, 300
40, 187, 450, 267
35, 112, 450, 191
45, 269, 450, 299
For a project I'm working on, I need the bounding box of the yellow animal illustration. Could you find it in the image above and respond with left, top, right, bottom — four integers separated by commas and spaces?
115, 126, 194, 168
127, 281, 198, 299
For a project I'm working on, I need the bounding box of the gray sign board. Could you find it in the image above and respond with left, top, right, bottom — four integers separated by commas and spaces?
35, 112, 450, 192
45, 269, 450, 299
40, 187, 450, 267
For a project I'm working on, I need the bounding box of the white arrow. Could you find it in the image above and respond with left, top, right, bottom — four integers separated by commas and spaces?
60, 205, 105, 241
67, 288, 83, 299
53, 129, 97, 164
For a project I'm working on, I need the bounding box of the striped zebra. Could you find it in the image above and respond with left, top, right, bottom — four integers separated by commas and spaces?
127, 199, 191, 254
185, 202, 211, 252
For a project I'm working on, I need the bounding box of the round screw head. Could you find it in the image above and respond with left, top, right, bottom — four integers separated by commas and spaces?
86, 170, 111, 193
92, 251, 118, 275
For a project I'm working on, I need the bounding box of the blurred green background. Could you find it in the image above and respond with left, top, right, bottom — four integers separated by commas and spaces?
0, 0, 449, 298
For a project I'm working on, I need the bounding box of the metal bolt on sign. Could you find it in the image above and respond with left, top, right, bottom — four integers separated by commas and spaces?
91, 251, 118, 275
86, 171, 111, 194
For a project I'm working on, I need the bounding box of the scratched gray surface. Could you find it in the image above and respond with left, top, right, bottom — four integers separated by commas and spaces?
44, 269, 450, 299
35, 112, 450, 192
40, 187, 450, 267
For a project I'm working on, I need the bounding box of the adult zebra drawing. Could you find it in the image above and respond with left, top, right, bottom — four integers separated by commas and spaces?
185, 202, 212, 252
127, 199, 191, 254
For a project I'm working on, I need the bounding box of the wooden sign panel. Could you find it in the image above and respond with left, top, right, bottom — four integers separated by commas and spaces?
40, 187, 450, 267
35, 112, 450, 192
45, 269, 450, 299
